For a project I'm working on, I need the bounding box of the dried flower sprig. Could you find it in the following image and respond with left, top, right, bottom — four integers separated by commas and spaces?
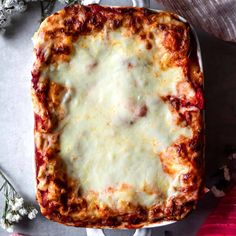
0, 169, 38, 233
0, 0, 27, 32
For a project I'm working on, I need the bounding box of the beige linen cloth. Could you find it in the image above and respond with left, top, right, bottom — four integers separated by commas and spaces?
156, 0, 236, 42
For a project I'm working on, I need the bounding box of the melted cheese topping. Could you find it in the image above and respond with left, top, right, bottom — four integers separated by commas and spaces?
48, 29, 192, 207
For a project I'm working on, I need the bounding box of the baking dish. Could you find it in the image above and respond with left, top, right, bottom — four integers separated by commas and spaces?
31, 0, 204, 235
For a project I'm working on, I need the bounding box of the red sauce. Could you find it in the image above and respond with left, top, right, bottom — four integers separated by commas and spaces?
109, 19, 122, 30
53, 45, 71, 55
189, 137, 201, 151
183, 173, 191, 182
158, 24, 168, 31
59, 215, 73, 223
31, 70, 40, 90
164, 30, 180, 52
175, 143, 188, 158
136, 104, 148, 117
36, 48, 45, 63
40, 190, 49, 207
35, 149, 44, 175
89, 4, 104, 14
194, 88, 204, 109
34, 113, 46, 131
140, 33, 146, 40
48, 202, 57, 214
165, 87, 204, 111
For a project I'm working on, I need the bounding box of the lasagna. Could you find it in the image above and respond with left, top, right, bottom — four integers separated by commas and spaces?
31, 4, 204, 228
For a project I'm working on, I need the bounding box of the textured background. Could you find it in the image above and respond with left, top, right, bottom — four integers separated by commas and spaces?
156, 0, 236, 42
0, 0, 236, 235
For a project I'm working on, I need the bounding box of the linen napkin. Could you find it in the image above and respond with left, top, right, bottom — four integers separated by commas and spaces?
156, 0, 236, 42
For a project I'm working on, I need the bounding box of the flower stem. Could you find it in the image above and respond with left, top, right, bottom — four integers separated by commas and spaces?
0, 170, 16, 192
0, 182, 6, 192
3, 185, 8, 218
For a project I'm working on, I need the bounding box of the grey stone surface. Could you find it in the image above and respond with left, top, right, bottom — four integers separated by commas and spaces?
0, 0, 236, 235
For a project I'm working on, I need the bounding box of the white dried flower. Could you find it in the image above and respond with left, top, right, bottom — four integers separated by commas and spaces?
8, 199, 15, 207
6, 225, 14, 233
0, 10, 6, 19
0, 116, 37, 232
11, 197, 24, 211
0, 28, 6, 33
0, 218, 14, 232
6, 213, 14, 222
15, 197, 24, 207
0, 218, 7, 230
0, 0, 27, 31
3, 0, 15, 8
15, 1, 27, 12
11, 214, 21, 223
211, 186, 226, 198
4, 8, 13, 15
28, 209, 38, 220
19, 208, 28, 216
0, 15, 10, 28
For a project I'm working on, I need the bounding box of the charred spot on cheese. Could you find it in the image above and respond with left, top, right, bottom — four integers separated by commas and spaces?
146, 41, 152, 50
32, 4, 204, 228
